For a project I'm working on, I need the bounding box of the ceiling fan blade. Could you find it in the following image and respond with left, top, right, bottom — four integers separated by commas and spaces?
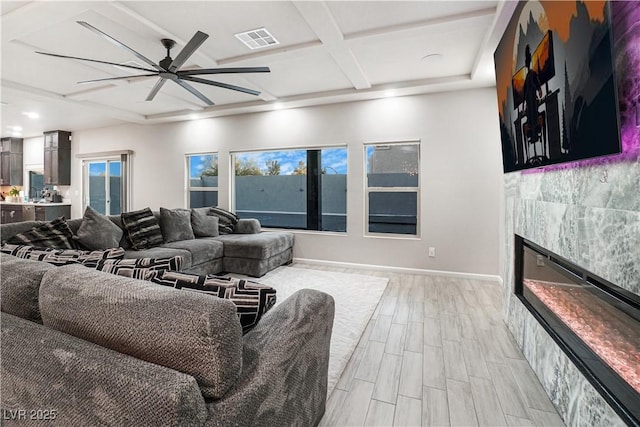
178, 67, 270, 76
146, 78, 168, 101
77, 21, 165, 72
171, 79, 214, 106
35, 52, 157, 73
78, 74, 158, 84
180, 75, 261, 96
169, 31, 209, 72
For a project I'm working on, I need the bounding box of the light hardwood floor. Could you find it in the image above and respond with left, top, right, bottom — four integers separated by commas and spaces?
292, 262, 565, 427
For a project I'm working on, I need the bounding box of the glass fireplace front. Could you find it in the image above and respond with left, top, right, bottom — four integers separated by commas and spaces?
514, 235, 640, 426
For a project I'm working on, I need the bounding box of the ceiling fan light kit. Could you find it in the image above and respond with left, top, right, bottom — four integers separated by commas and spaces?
35, 21, 271, 106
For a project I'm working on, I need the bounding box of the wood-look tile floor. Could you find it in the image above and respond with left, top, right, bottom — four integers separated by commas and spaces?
291, 262, 565, 427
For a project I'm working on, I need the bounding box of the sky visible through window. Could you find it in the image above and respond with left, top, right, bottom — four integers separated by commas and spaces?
190, 149, 347, 177
89, 162, 121, 177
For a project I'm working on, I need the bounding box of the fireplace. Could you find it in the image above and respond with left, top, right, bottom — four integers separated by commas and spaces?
514, 235, 640, 426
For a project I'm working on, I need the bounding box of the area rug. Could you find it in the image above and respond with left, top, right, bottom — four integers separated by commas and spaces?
255, 266, 389, 395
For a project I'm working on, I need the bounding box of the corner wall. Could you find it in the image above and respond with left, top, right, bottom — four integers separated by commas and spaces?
69, 88, 503, 276
502, 2, 639, 425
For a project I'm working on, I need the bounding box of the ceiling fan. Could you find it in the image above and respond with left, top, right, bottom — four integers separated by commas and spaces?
36, 21, 270, 106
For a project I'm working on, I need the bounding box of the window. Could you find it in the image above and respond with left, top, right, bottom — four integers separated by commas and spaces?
232, 147, 347, 232
187, 153, 218, 208
365, 141, 420, 236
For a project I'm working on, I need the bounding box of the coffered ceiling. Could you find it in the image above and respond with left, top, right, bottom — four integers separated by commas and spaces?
1, 1, 516, 137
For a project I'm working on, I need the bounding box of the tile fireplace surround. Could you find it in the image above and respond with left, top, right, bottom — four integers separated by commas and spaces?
502, 2, 640, 426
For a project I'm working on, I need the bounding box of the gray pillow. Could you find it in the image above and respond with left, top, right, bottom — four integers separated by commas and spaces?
191, 208, 220, 237
75, 206, 123, 250
159, 208, 195, 243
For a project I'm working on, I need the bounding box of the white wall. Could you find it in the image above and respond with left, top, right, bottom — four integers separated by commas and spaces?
69, 88, 503, 275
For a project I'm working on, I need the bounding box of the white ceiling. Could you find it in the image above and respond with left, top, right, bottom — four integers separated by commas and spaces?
1, 1, 516, 138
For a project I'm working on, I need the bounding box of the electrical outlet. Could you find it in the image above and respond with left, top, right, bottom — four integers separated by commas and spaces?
428, 247, 436, 257
537, 255, 545, 266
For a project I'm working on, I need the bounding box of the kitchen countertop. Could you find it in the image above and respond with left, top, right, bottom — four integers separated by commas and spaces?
0, 201, 71, 206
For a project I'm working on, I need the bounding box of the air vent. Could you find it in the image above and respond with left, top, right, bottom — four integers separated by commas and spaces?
235, 28, 279, 50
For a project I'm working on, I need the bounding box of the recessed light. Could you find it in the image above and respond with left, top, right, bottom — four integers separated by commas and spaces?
421, 53, 443, 63
22, 111, 40, 119
12, 131, 22, 137
235, 28, 279, 50
11, 126, 23, 132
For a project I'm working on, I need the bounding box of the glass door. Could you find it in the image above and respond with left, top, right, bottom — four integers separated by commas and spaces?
83, 159, 122, 215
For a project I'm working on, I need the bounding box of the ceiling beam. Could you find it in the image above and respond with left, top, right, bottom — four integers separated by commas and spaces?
1, 79, 147, 123
293, 1, 371, 90
344, 7, 497, 41
470, 2, 518, 80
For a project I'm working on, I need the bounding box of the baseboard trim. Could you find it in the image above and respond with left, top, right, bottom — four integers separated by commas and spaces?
293, 257, 502, 283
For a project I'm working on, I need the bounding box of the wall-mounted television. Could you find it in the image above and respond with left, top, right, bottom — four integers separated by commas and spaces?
494, 0, 621, 173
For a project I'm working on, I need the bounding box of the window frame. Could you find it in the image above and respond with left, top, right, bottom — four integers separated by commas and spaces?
364, 140, 421, 238
229, 145, 348, 232
77, 150, 131, 215
186, 152, 219, 208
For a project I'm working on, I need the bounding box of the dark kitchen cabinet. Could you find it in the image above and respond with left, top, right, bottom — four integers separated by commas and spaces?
43, 131, 71, 186
0, 204, 23, 224
0, 137, 23, 186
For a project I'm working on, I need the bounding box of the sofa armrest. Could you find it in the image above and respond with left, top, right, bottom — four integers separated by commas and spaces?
233, 218, 261, 234
1, 314, 208, 427
208, 289, 335, 427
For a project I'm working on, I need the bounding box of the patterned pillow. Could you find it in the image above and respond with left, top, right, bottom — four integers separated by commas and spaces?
150, 271, 276, 333
6, 217, 76, 249
121, 208, 164, 250
91, 256, 183, 277
0, 243, 125, 267
208, 207, 239, 235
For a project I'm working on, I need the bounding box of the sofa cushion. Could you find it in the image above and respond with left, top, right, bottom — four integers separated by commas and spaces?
163, 238, 223, 266
122, 246, 193, 269
150, 272, 276, 334
0, 243, 125, 267
121, 208, 164, 250
0, 254, 57, 323
208, 207, 239, 234
74, 206, 124, 250
6, 217, 76, 249
1, 313, 209, 427
216, 231, 295, 260
39, 264, 243, 399
159, 208, 195, 243
191, 208, 220, 238
91, 256, 183, 277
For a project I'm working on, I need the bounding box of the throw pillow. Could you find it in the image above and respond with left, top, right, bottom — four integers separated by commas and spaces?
191, 208, 220, 238
121, 208, 164, 250
74, 205, 124, 250
6, 217, 76, 249
0, 243, 125, 267
159, 207, 195, 243
90, 256, 183, 276
150, 271, 276, 334
208, 206, 239, 235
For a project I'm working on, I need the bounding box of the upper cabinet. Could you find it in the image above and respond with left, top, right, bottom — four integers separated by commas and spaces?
43, 131, 71, 186
0, 137, 23, 186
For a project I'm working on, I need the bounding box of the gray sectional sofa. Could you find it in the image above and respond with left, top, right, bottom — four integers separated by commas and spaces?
0, 208, 295, 277
0, 254, 335, 426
